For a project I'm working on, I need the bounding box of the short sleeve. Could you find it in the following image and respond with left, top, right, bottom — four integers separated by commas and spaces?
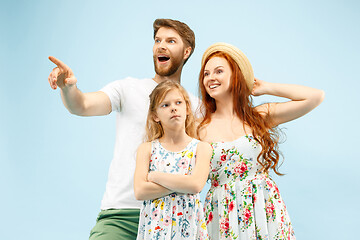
99, 79, 127, 112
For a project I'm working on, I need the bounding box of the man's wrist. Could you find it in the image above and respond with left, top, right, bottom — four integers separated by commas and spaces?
60, 84, 77, 92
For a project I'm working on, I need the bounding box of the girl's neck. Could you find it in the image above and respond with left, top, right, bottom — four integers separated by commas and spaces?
159, 129, 192, 152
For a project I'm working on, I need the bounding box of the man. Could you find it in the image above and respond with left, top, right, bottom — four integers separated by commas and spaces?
47, 19, 197, 239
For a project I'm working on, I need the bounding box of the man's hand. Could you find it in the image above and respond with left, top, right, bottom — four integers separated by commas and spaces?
48, 56, 77, 90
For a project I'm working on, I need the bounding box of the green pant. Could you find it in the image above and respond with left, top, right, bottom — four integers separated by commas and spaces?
89, 209, 140, 240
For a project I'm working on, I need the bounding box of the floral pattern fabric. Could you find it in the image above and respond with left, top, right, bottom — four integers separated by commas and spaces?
204, 135, 295, 240
137, 138, 208, 240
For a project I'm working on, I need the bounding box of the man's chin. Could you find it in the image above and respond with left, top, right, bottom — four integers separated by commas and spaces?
154, 58, 183, 77
155, 66, 175, 77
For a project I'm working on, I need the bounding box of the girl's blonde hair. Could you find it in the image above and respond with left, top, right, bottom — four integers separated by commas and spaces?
145, 80, 196, 142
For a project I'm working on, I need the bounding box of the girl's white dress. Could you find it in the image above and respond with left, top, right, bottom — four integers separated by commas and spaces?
137, 138, 208, 239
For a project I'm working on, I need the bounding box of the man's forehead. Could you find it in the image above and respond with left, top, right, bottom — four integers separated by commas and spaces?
155, 27, 181, 39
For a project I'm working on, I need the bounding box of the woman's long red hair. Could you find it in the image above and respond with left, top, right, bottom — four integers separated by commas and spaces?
197, 52, 283, 175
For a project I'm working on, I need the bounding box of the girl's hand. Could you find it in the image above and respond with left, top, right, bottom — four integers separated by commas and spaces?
251, 78, 268, 96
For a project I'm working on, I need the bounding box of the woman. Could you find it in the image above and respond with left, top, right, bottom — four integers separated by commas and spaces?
197, 42, 324, 239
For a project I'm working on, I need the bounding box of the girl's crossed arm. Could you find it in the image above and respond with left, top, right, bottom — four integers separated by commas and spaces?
134, 142, 173, 201
147, 141, 212, 194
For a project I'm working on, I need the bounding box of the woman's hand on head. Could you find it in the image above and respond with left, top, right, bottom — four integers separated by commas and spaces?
251, 78, 268, 96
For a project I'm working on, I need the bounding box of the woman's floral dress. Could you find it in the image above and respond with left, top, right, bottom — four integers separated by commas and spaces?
137, 138, 208, 240
204, 135, 295, 240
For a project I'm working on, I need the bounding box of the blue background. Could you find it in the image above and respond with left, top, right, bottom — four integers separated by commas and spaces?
1, 0, 359, 239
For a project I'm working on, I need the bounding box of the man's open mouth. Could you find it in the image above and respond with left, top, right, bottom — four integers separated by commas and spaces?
158, 55, 170, 62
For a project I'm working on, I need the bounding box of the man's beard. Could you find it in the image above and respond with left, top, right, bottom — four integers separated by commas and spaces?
153, 54, 183, 77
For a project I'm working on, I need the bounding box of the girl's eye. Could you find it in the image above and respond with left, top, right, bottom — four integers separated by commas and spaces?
217, 69, 223, 74
169, 40, 175, 43
204, 72, 209, 77
161, 103, 168, 108
155, 39, 160, 43
176, 101, 182, 105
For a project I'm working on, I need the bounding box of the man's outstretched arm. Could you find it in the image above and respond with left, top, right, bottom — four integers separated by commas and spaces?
48, 56, 112, 116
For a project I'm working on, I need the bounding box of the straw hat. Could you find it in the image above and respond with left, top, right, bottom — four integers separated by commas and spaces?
201, 42, 254, 91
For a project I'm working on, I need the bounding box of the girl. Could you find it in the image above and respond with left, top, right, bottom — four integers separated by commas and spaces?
198, 43, 324, 239
134, 80, 212, 239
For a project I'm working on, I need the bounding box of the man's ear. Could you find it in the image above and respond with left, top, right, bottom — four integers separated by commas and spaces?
183, 46, 192, 61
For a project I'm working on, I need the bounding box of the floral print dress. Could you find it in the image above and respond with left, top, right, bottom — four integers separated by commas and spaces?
204, 135, 295, 240
137, 138, 208, 240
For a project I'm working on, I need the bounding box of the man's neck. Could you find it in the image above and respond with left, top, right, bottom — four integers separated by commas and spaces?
153, 67, 183, 84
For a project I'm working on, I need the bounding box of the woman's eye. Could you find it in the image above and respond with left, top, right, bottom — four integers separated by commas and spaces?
217, 69, 223, 74
204, 72, 209, 76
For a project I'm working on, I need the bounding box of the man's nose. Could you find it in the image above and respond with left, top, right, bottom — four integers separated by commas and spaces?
158, 40, 167, 50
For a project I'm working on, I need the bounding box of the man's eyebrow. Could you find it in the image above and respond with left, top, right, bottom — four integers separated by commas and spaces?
166, 36, 178, 40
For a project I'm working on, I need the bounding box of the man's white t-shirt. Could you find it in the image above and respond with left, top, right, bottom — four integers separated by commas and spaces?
100, 77, 200, 210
